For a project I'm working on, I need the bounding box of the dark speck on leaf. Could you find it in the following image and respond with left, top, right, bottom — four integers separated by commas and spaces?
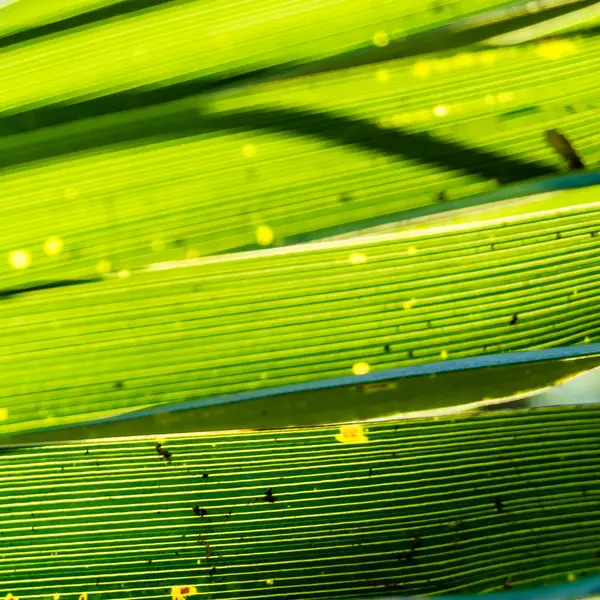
384, 344, 391, 353
368, 467, 373, 477
173, 239, 185, 248
114, 380, 124, 390
437, 191, 448, 202
592, 231, 598, 238
494, 497, 505, 513
593, 550, 600, 560
408, 350, 414, 358
338, 192, 351, 203
156, 443, 172, 464
209, 566, 216, 577
396, 550, 415, 561
556, 232, 562, 239
503, 577, 512, 590
147, 559, 152, 564
510, 314, 518, 325
85, 449, 89, 455
202, 473, 209, 478
193, 506, 207, 517
264, 488, 277, 503
205, 543, 213, 558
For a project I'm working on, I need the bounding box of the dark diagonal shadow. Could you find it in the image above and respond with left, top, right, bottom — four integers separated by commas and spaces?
0, 0, 198, 49
0, 101, 559, 184
0, 277, 103, 300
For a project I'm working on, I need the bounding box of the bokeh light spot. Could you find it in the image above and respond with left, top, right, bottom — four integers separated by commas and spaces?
375, 68, 390, 83
373, 31, 389, 47
0, 407, 7, 421
44, 236, 63, 256
352, 361, 370, 376
335, 424, 368, 444
243, 143, 257, 158
117, 269, 130, 279
349, 252, 367, 264
433, 105, 449, 117
441, 350, 449, 360
256, 225, 274, 246
9, 250, 31, 270
96, 259, 111, 275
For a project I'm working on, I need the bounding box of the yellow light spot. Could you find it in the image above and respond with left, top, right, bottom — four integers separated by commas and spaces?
584, 336, 591, 343
53, 595, 60, 600
79, 594, 87, 600
335, 424, 369, 444
432, 59, 450, 73
256, 224, 274, 246
117, 269, 130, 278
185, 247, 199, 260
349, 252, 367, 264
433, 105, 449, 117
480, 51, 497, 66
373, 31, 389, 47
408, 246, 417, 255
375, 68, 390, 83
151, 239, 164, 252
441, 350, 448, 360
413, 61, 431, 78
243, 143, 257, 158
9, 250, 31, 270
44, 236, 63, 256
537, 39, 577, 60
403, 299, 414, 310
171, 586, 197, 599
96, 259, 111, 275
454, 53, 475, 68
64, 187, 78, 200
352, 361, 370, 376
266, 580, 274, 585
568, 573, 576, 582
0, 408, 7, 421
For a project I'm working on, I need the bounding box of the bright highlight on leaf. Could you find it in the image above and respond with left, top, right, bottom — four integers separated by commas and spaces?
9, 250, 31, 269
335, 424, 368, 444
373, 31, 389, 47
243, 143, 257, 158
441, 350, 449, 360
96, 259, 111, 275
44, 236, 63, 256
433, 105, 449, 117
0, 407, 7, 421
266, 579, 274, 585
256, 225, 274, 246
117, 269, 130, 278
352, 361, 370, 376
375, 68, 390, 83
349, 252, 367, 264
